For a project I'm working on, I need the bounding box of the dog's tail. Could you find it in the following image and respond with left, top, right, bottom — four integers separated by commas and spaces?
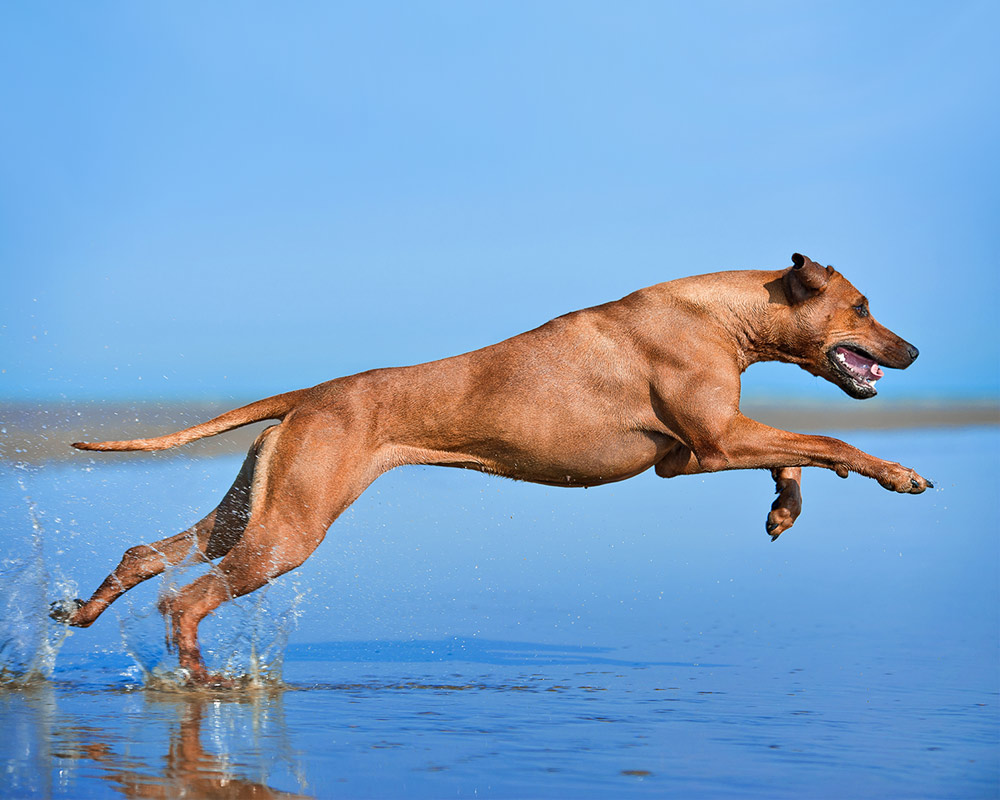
71, 389, 307, 452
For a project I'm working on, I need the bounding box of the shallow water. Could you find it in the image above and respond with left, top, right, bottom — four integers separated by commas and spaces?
1, 427, 997, 797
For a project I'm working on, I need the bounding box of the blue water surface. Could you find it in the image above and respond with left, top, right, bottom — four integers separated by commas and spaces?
1, 427, 997, 798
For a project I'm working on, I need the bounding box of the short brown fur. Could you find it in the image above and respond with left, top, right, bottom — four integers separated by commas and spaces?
56, 254, 930, 684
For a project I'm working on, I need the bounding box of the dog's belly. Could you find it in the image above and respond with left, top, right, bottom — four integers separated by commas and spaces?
396, 429, 673, 488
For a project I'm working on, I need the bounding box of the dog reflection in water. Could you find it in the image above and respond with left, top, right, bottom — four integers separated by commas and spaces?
66, 696, 308, 799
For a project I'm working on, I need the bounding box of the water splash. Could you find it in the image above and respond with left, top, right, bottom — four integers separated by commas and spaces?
214, 578, 308, 685
115, 549, 308, 689
0, 478, 76, 685
1, 470, 307, 690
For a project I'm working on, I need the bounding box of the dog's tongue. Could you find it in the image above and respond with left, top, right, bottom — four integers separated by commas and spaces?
839, 346, 884, 380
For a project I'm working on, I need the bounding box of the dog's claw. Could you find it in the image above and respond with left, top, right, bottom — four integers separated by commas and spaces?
926, 479, 934, 489
766, 520, 778, 533
49, 598, 85, 624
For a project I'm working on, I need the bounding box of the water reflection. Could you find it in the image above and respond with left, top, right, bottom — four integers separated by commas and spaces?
1, 684, 61, 797
2, 686, 311, 799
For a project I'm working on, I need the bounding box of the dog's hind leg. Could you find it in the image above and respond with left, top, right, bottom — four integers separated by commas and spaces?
766, 467, 802, 541
159, 415, 385, 683
53, 426, 279, 628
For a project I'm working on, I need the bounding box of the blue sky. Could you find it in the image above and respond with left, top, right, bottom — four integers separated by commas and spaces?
2, 1, 997, 403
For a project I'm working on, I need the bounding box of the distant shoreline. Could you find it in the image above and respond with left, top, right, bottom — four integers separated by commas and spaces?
2, 399, 998, 465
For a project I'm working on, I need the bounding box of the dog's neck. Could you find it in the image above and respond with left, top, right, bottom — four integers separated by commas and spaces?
722, 299, 790, 373
734, 296, 803, 371
657, 270, 800, 372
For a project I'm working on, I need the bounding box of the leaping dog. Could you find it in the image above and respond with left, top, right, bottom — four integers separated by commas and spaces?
52, 253, 931, 684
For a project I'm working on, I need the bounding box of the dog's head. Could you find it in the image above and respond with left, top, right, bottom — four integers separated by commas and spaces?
781, 253, 919, 399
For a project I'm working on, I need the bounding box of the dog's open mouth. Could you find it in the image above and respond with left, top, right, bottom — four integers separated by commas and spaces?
829, 344, 884, 396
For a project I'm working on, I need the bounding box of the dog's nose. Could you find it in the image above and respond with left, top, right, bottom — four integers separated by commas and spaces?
906, 343, 919, 362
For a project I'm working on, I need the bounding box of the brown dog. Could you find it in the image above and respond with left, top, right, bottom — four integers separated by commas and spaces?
53, 253, 931, 684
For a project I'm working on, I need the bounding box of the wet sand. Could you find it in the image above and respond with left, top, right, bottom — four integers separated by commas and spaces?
2, 398, 997, 464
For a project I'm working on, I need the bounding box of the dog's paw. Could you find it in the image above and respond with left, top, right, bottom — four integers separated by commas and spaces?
766, 476, 802, 541
49, 598, 85, 625
765, 505, 799, 541
878, 463, 934, 494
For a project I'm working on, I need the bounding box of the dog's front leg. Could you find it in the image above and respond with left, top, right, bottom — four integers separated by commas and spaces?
653, 439, 802, 539
696, 415, 932, 493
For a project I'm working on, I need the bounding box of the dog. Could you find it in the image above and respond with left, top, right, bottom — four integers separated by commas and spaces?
52, 253, 931, 684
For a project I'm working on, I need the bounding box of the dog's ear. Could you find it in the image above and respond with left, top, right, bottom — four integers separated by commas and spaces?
785, 253, 831, 304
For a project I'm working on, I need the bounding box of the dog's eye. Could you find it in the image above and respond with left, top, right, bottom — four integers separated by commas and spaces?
854, 304, 869, 318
